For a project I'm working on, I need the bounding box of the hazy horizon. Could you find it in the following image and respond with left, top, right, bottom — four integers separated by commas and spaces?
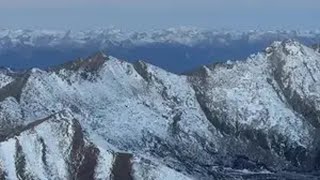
1, 0, 319, 31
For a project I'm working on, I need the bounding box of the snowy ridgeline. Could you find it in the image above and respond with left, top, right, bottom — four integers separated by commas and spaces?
0, 40, 319, 179
1, 27, 320, 73
0, 27, 320, 48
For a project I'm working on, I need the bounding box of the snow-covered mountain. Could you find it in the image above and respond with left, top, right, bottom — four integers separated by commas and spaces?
0, 40, 320, 179
1, 28, 320, 73
1, 27, 320, 48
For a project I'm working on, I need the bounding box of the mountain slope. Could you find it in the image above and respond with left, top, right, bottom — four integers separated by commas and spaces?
0, 109, 192, 180
0, 40, 319, 179
189, 40, 320, 172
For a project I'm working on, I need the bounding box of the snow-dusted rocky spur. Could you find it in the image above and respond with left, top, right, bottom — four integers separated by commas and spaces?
0, 40, 319, 179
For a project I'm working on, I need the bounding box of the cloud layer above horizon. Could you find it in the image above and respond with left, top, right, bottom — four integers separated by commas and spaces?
0, 0, 319, 30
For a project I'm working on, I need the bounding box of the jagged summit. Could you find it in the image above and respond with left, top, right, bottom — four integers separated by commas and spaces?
50, 51, 109, 73
265, 39, 307, 56
90, 51, 108, 59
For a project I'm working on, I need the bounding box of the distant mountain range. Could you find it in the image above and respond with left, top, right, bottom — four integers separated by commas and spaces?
1, 28, 320, 73
0, 40, 319, 179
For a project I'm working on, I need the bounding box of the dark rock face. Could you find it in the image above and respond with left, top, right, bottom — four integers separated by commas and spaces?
312, 44, 320, 53
0, 73, 29, 103
68, 119, 100, 180
76, 144, 100, 180
14, 140, 31, 180
111, 153, 133, 180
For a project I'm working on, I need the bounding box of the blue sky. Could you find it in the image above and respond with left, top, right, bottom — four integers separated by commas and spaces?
0, 0, 319, 30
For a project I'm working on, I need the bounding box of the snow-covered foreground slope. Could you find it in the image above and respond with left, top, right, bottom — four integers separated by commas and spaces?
0, 109, 192, 180
0, 40, 319, 179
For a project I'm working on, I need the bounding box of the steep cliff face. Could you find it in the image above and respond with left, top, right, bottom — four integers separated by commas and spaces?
0, 40, 319, 179
269, 41, 320, 128
189, 40, 320, 172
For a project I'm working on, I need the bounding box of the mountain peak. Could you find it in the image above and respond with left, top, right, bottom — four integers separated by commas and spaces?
265, 39, 307, 57
52, 51, 109, 73
89, 51, 108, 60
